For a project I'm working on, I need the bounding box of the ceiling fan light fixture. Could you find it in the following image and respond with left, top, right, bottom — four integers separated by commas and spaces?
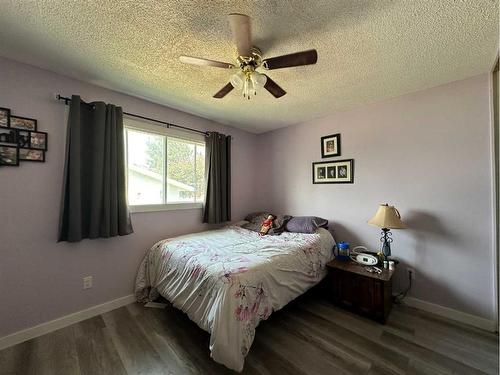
230, 71, 245, 89
241, 75, 254, 99
251, 71, 267, 87
248, 77, 256, 98
232, 70, 262, 99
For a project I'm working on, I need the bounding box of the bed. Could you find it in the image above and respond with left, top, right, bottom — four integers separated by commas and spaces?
135, 224, 335, 372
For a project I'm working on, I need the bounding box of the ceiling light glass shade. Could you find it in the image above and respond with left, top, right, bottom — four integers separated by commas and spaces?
246, 77, 256, 97
240, 76, 254, 99
251, 71, 267, 86
230, 71, 245, 89
242, 77, 248, 97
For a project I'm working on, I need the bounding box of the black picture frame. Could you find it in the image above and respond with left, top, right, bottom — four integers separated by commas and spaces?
10, 115, 37, 131
19, 148, 45, 162
0, 126, 18, 146
17, 130, 30, 148
0, 107, 10, 128
321, 133, 341, 158
0, 108, 47, 165
29, 131, 48, 151
312, 159, 354, 184
0, 146, 19, 166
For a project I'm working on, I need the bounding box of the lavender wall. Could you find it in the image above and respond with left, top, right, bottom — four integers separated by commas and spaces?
0, 57, 260, 337
0, 56, 495, 338
257, 74, 496, 320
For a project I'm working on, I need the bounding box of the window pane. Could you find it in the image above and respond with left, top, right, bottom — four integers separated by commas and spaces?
195, 145, 205, 203
126, 129, 165, 205
166, 138, 196, 203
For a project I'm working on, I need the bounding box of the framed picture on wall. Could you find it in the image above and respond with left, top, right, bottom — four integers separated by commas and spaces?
0, 107, 47, 166
321, 133, 341, 158
0, 126, 18, 146
29, 131, 48, 151
312, 159, 354, 184
0, 146, 19, 166
19, 148, 45, 162
10, 116, 37, 131
17, 131, 30, 148
0, 107, 10, 127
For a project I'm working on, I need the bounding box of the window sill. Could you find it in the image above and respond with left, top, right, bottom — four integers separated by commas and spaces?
130, 203, 203, 213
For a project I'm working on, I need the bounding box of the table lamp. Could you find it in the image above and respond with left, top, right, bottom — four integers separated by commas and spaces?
368, 204, 406, 258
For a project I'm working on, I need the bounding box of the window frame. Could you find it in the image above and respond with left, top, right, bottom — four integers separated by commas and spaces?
123, 116, 206, 213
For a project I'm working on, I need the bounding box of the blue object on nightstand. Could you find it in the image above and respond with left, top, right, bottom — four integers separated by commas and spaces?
336, 241, 350, 261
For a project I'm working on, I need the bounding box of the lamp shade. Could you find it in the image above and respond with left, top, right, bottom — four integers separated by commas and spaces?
368, 204, 406, 229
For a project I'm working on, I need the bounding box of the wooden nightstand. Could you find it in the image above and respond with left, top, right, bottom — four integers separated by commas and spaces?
326, 259, 395, 323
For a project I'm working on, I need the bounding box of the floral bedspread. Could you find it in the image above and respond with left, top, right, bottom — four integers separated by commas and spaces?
134, 225, 335, 372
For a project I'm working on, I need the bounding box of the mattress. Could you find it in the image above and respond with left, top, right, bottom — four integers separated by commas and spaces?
135, 225, 335, 371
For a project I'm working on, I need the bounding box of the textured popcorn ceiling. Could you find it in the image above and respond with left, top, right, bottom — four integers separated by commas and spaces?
0, 1, 498, 133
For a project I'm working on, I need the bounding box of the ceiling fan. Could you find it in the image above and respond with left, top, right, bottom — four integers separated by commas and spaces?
179, 13, 318, 100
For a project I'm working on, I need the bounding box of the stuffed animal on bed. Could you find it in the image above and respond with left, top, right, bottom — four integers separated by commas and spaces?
259, 214, 275, 236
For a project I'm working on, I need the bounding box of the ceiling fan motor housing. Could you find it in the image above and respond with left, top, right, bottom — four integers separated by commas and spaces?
236, 47, 263, 71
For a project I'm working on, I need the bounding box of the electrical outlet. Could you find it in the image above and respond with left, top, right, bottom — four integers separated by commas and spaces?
407, 268, 416, 280
83, 276, 93, 290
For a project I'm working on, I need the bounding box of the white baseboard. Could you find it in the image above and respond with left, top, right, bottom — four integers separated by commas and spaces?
0, 294, 136, 351
404, 297, 498, 332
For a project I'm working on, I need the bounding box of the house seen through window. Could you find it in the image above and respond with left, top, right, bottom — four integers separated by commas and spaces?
125, 121, 205, 209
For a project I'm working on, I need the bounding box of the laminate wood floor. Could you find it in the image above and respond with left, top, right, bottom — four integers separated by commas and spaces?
1, 292, 498, 375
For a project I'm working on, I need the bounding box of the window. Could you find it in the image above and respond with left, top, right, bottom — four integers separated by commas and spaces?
124, 118, 205, 212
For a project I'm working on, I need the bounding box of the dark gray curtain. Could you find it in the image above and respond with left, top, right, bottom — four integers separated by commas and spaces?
58, 95, 133, 242
203, 132, 231, 224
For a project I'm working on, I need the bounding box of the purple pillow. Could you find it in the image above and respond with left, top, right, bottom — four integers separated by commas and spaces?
285, 216, 329, 234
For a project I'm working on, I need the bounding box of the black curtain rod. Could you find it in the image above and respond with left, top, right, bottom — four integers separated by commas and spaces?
55, 94, 210, 137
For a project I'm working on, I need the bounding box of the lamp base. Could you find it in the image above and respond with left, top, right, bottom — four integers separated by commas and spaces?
382, 240, 391, 258
380, 228, 393, 257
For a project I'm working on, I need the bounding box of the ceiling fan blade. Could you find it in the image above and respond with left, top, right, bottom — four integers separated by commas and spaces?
263, 75, 286, 98
262, 49, 318, 70
179, 55, 235, 69
228, 13, 252, 57
213, 83, 234, 99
